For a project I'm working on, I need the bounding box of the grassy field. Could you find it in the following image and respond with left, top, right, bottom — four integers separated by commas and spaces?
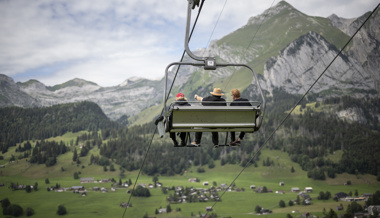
1, 133, 379, 217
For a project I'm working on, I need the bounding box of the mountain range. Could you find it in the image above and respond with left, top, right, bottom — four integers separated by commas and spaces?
1, 1, 379, 122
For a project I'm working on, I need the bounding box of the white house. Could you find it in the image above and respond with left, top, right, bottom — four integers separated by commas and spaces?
80, 177, 94, 183
304, 187, 313, 192
291, 187, 300, 192
368, 205, 380, 215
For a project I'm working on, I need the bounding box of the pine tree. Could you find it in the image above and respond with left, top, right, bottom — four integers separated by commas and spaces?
254, 205, 262, 214
73, 148, 78, 162
57, 205, 67, 215
166, 204, 172, 213
2, 198, 10, 209
73, 172, 79, 179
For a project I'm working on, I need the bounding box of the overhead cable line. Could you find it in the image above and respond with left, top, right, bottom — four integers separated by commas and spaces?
121, 1, 206, 217
207, 2, 380, 215
204, 0, 228, 50
245, 0, 276, 56
167, 0, 206, 101
224, 0, 276, 91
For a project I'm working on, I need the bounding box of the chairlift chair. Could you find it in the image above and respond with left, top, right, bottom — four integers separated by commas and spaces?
157, 0, 266, 147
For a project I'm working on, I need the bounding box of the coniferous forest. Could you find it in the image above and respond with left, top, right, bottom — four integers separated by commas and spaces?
1, 91, 380, 180
0, 101, 118, 153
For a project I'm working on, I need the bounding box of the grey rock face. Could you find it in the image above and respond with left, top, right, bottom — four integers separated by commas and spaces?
329, 10, 380, 90
0, 75, 39, 107
0, 75, 163, 120
263, 32, 375, 96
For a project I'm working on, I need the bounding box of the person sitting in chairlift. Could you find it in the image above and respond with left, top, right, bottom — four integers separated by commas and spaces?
169, 93, 191, 147
192, 88, 227, 146
230, 89, 251, 145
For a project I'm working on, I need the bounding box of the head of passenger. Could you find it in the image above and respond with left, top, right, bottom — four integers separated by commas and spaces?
231, 89, 240, 99
210, 88, 224, 97
176, 93, 186, 100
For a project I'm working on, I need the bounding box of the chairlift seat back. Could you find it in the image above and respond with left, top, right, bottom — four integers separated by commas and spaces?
169, 105, 260, 133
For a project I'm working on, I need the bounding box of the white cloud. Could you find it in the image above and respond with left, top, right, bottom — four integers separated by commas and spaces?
0, 0, 378, 86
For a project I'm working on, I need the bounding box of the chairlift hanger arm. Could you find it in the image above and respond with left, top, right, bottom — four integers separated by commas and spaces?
185, 0, 206, 62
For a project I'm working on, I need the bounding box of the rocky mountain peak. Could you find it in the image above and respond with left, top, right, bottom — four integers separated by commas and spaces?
18, 79, 47, 91
119, 77, 145, 87
263, 31, 374, 95
48, 78, 100, 91
0, 74, 39, 107
328, 14, 356, 35
0, 74, 15, 83
246, 1, 303, 26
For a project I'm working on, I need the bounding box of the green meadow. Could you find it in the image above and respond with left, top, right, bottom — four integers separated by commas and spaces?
1, 132, 379, 217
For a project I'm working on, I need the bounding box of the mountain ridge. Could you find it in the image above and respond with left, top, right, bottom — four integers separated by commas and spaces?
1, 1, 379, 122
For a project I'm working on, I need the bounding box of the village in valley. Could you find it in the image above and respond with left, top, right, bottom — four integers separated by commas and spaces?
2, 168, 380, 217
34, 176, 374, 216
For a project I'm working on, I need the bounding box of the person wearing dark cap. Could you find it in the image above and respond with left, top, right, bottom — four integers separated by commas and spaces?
192, 88, 226, 146
169, 93, 191, 147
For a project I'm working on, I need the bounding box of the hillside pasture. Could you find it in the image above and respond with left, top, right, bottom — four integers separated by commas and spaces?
1, 133, 379, 217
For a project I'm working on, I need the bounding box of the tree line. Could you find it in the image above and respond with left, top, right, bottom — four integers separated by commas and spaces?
0, 101, 119, 154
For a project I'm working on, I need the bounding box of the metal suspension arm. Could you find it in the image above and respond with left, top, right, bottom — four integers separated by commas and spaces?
185, 0, 205, 62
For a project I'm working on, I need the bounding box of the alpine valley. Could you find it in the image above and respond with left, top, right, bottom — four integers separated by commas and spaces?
1, 2, 380, 217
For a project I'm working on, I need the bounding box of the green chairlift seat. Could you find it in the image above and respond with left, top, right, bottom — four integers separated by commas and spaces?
169, 104, 260, 133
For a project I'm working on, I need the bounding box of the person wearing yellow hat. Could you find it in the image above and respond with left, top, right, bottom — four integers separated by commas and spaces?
192, 88, 226, 146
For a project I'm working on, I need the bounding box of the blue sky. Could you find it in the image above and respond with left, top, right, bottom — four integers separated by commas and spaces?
0, 0, 378, 87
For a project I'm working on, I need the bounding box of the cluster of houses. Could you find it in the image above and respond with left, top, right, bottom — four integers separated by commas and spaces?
167, 186, 221, 204
80, 177, 115, 184
43, 177, 166, 197
92, 186, 116, 193
190, 178, 246, 192
137, 182, 163, 189
334, 192, 372, 202
44, 177, 124, 194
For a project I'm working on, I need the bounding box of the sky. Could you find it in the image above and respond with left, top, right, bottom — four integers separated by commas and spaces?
0, 0, 379, 87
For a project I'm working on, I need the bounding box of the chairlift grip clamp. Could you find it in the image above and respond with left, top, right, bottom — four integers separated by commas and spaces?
189, 0, 200, 10
204, 57, 216, 70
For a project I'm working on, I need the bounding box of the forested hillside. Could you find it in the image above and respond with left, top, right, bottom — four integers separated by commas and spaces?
0, 101, 118, 153
73, 90, 380, 179
1, 90, 379, 180
260, 89, 380, 179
